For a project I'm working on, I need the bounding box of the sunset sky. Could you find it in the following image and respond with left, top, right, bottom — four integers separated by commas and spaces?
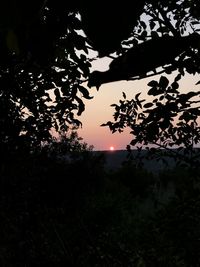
73, 11, 200, 151
77, 56, 200, 151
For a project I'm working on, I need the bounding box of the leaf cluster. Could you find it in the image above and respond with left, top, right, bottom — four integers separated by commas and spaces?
0, 8, 92, 154
104, 73, 200, 167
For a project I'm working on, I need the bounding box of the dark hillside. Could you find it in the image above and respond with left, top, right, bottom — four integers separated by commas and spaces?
94, 149, 177, 174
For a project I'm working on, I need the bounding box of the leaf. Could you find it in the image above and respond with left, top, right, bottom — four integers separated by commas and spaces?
101, 121, 113, 128
159, 76, 169, 89
72, 119, 82, 127
171, 81, 179, 90
54, 88, 61, 100
75, 97, 85, 116
135, 92, 144, 108
143, 102, 154, 108
159, 95, 164, 101
79, 85, 93, 99
122, 92, 126, 99
135, 92, 141, 100
130, 139, 137, 146
147, 80, 158, 87
148, 87, 157, 96
174, 73, 182, 82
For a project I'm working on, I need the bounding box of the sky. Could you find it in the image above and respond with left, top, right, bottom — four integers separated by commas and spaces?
77, 56, 200, 151
74, 10, 200, 152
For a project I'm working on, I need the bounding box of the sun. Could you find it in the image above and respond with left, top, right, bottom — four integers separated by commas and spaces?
109, 146, 115, 151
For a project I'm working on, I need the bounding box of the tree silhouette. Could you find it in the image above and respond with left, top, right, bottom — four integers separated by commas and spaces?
1, 2, 200, 266
95, 0, 200, 166
0, 1, 91, 155
0, 0, 200, 157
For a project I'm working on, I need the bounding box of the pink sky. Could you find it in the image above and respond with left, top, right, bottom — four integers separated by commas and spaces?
78, 79, 151, 151
77, 64, 200, 151
77, 55, 149, 151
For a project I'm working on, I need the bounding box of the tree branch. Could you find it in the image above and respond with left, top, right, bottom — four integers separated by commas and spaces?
128, 68, 167, 81
156, 2, 179, 36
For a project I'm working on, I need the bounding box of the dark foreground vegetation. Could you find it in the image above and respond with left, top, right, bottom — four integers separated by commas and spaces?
1, 139, 200, 267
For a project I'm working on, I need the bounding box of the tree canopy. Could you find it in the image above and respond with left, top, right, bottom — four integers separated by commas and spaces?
0, 0, 200, 156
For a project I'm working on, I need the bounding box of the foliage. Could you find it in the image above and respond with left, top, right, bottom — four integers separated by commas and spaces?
1, 0, 200, 156
0, 4, 93, 155
103, 73, 200, 165
42, 128, 94, 161
102, 0, 200, 167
